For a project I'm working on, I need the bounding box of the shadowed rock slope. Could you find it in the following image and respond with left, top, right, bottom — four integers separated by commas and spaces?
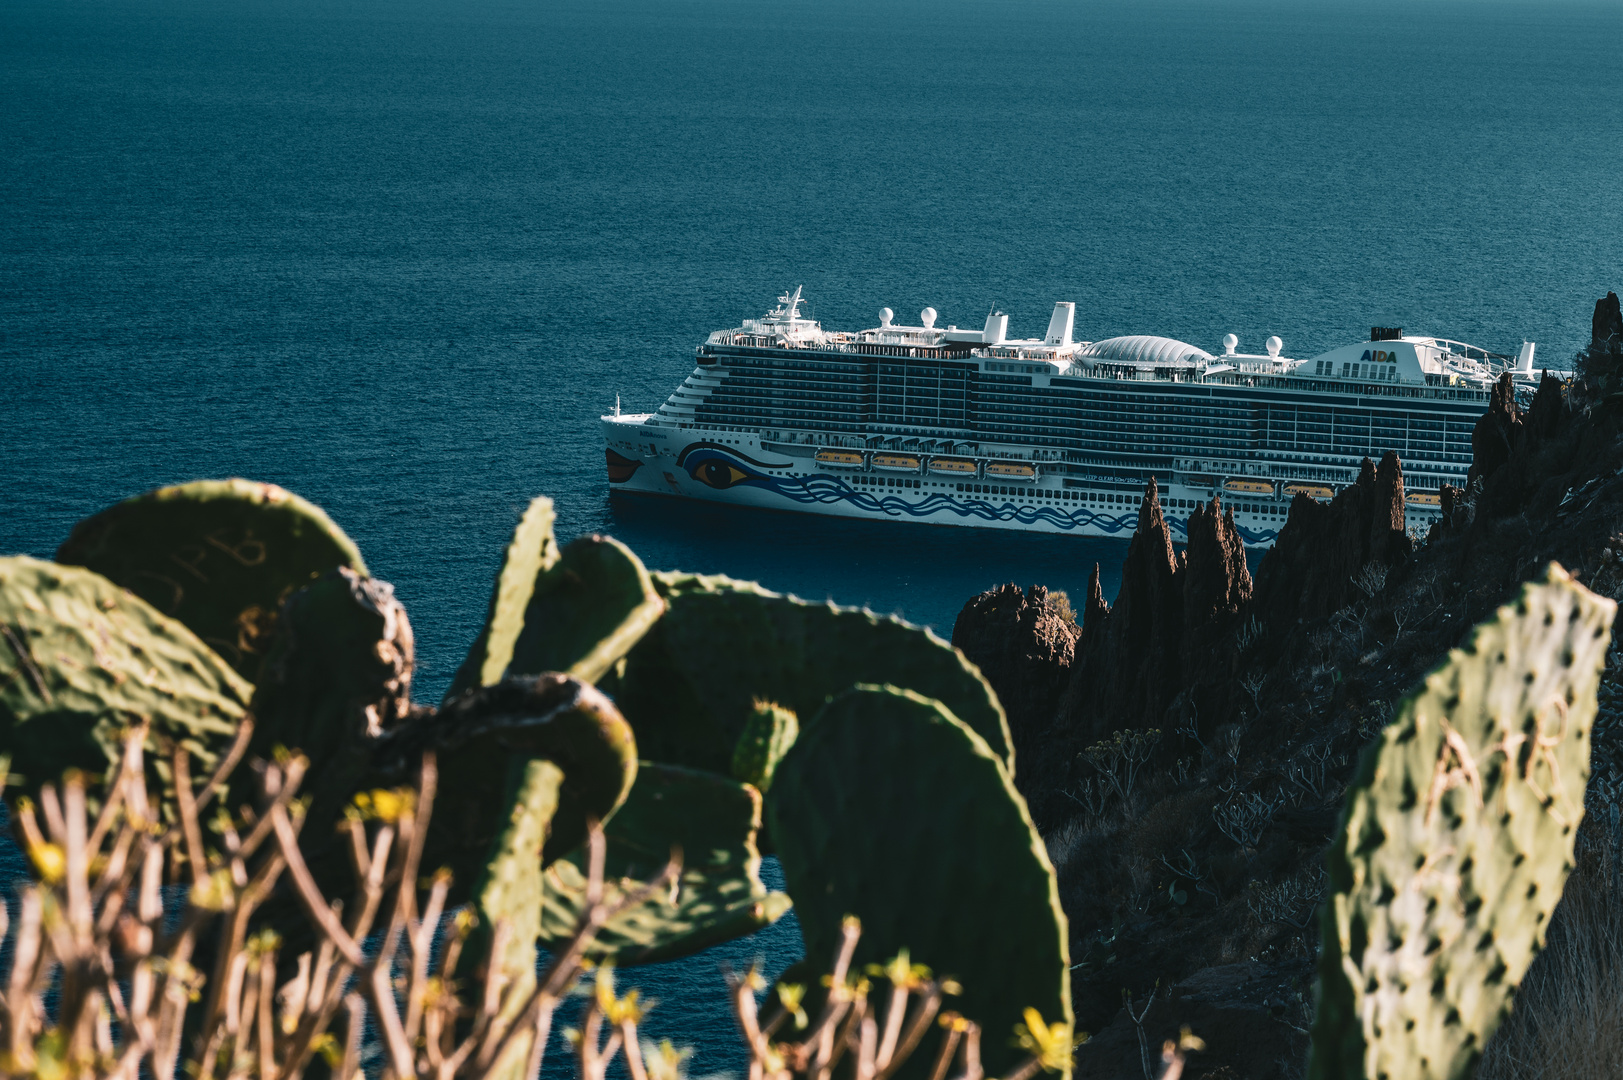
951, 295, 1623, 1080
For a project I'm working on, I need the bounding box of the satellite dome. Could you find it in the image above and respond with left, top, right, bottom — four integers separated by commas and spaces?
1266, 335, 1283, 357
1079, 335, 1214, 366
921, 307, 938, 329
879, 307, 894, 327
1222, 333, 1238, 355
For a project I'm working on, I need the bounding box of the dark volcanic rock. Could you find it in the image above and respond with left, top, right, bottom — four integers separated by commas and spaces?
1594, 290, 1622, 355
951, 583, 1078, 796
1466, 373, 1523, 488
1251, 451, 1412, 626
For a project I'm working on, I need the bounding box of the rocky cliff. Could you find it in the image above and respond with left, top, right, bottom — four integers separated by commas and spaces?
951, 294, 1623, 1080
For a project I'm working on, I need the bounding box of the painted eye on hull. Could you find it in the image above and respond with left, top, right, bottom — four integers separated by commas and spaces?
696, 461, 749, 489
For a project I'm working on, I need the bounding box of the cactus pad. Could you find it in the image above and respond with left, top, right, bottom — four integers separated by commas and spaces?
766, 684, 1069, 1078
469, 756, 564, 1080
398, 675, 638, 890
539, 762, 792, 965
731, 700, 798, 792
614, 573, 1012, 776
250, 567, 414, 760
0, 555, 250, 796
1309, 563, 1615, 1080
55, 479, 366, 680
446, 498, 664, 700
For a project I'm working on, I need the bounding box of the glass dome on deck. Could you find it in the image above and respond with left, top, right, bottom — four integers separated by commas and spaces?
1078, 335, 1214, 366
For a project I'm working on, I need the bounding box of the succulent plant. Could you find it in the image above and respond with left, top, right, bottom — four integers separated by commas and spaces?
249, 566, 414, 762
539, 762, 792, 965
397, 674, 638, 889
766, 684, 1070, 1080
1309, 563, 1615, 1080
731, 699, 798, 792
54, 478, 366, 679
446, 496, 663, 700
0, 554, 250, 800
469, 756, 566, 1080
611, 572, 1013, 778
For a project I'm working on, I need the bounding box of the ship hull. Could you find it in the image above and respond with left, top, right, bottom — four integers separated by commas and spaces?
600, 418, 1328, 546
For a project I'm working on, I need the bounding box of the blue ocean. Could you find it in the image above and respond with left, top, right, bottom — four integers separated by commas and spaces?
4, 0, 1622, 1070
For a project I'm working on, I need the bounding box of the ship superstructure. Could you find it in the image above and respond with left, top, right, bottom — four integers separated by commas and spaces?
601, 288, 1542, 546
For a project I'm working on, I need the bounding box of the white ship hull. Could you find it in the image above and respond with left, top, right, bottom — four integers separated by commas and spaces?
602, 417, 1307, 544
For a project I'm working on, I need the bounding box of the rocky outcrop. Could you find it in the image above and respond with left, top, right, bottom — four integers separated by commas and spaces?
951, 583, 1078, 796
1250, 451, 1411, 626
1467, 374, 1523, 489
1050, 480, 1253, 749
1594, 291, 1622, 356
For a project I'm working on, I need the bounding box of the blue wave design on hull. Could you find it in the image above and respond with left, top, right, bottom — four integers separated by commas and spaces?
675, 445, 1281, 544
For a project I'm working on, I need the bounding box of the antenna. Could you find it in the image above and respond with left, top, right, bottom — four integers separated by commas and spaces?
614, 394, 621, 418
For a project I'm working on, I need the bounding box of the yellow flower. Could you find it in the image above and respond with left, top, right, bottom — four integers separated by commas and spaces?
189, 869, 236, 912
596, 965, 655, 1026
1012, 1008, 1075, 1074
641, 1039, 694, 1080
28, 840, 65, 885
775, 983, 808, 1030
310, 1033, 342, 1067
352, 788, 414, 823
866, 948, 933, 991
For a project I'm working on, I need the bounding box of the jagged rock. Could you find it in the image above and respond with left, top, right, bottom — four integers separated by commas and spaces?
951, 583, 1078, 792
1467, 373, 1522, 488
1594, 291, 1622, 355
1183, 499, 1253, 642
1251, 452, 1412, 625
1052, 481, 1257, 751
1083, 562, 1109, 635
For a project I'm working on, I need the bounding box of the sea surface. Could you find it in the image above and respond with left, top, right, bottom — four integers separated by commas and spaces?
4, 0, 1623, 1070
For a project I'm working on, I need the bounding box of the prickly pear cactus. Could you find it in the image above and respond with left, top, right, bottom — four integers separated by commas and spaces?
731, 699, 798, 792
1309, 563, 1615, 1080
0, 555, 250, 796
250, 567, 414, 760
613, 573, 1013, 777
539, 762, 792, 964
766, 684, 1069, 1079
470, 757, 565, 1080
399, 675, 638, 891
446, 497, 664, 700
55, 478, 366, 679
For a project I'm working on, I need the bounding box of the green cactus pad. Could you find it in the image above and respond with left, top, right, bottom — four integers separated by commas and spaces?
0, 555, 250, 797
55, 479, 366, 680
1309, 563, 1615, 1080
731, 700, 798, 792
398, 675, 638, 892
250, 567, 414, 759
766, 685, 1069, 1079
539, 762, 792, 965
445, 498, 664, 701
444, 496, 558, 698
615, 573, 1012, 777
470, 756, 565, 1080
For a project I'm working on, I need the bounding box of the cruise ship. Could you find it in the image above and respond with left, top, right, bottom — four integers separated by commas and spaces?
601, 289, 1541, 546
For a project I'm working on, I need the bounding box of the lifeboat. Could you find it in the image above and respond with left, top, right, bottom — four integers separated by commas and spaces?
815, 448, 864, 468
1406, 490, 1442, 507
929, 457, 978, 476
872, 453, 921, 472
1283, 482, 1335, 501
985, 461, 1037, 480
1224, 479, 1275, 496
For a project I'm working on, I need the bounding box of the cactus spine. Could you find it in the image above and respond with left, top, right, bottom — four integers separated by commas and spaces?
1309, 563, 1615, 1080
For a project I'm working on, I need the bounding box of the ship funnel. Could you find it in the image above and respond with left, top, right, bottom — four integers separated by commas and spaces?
1044, 302, 1075, 346
983, 311, 1008, 345
1516, 341, 1536, 372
